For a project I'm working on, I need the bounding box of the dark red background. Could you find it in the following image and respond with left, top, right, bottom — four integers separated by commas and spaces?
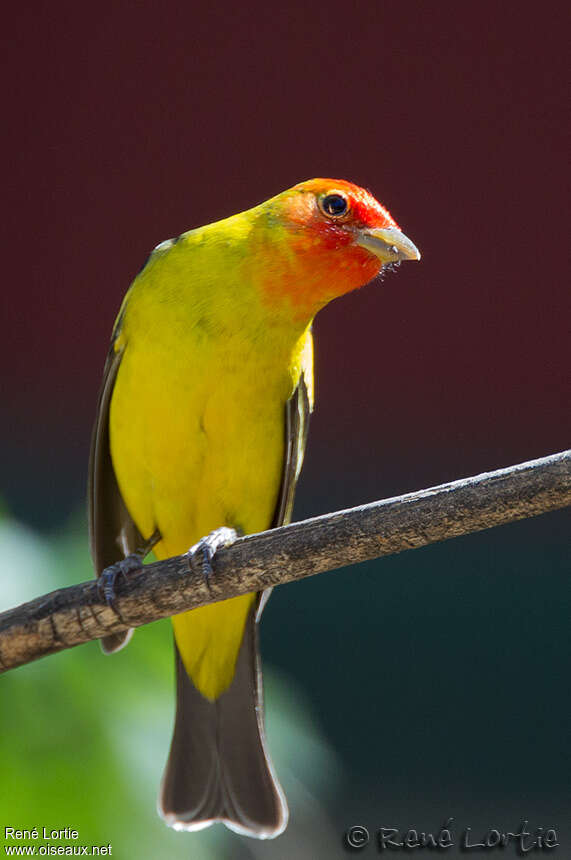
4, 2, 569, 527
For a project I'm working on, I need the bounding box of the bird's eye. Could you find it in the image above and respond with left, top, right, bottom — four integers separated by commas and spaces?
320, 193, 349, 218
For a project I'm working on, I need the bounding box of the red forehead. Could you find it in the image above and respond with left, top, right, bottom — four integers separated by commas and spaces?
292, 177, 398, 229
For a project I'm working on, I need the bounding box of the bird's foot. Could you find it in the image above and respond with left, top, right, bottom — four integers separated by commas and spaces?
98, 553, 143, 607
187, 527, 238, 585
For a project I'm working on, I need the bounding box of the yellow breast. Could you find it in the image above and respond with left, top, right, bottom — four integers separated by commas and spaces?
108, 229, 313, 698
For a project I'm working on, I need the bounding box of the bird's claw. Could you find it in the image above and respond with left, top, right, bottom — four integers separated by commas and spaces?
98, 553, 143, 607
187, 527, 238, 584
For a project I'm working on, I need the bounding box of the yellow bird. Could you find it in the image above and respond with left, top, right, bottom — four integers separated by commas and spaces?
88, 178, 419, 837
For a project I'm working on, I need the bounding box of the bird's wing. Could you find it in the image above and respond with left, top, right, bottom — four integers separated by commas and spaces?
256, 330, 313, 619
271, 370, 312, 527
272, 329, 314, 528
88, 318, 148, 654
88, 328, 145, 576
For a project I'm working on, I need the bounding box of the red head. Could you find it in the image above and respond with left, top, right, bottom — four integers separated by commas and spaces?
253, 178, 420, 320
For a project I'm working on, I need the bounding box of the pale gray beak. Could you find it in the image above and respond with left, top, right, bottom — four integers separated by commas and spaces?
356, 226, 421, 263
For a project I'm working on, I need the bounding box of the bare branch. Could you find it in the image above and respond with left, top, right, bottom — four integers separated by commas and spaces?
0, 450, 569, 673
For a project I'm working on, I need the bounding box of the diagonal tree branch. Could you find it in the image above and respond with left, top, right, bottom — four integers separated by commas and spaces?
0, 449, 569, 674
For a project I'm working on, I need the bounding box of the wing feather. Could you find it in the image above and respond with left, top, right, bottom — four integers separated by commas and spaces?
256, 331, 313, 620
87, 320, 145, 652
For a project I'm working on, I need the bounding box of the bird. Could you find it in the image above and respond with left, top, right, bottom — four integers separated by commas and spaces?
88, 178, 420, 838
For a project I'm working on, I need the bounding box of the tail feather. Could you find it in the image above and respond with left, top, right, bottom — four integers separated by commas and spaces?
100, 629, 133, 654
159, 607, 288, 838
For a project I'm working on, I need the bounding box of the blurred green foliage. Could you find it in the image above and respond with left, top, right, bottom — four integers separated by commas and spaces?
0, 515, 343, 859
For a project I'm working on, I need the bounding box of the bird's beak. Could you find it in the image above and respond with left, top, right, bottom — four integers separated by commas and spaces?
356, 226, 421, 263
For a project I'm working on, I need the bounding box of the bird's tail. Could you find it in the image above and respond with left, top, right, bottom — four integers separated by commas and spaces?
158, 605, 288, 839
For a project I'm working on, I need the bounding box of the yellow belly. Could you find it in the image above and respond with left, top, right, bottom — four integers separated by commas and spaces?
109, 326, 295, 699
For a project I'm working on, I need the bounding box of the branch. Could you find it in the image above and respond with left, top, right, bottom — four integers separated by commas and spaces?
1, 450, 569, 673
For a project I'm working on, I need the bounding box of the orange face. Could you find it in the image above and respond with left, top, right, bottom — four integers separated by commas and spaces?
282, 178, 399, 236
256, 178, 420, 319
